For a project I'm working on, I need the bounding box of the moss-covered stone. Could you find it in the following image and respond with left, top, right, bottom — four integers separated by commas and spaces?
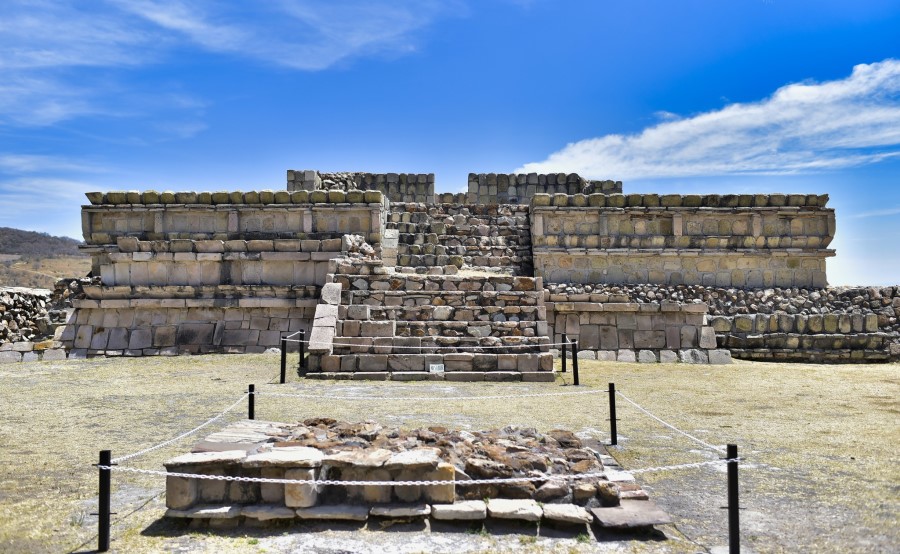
532, 193, 551, 207
364, 190, 383, 203
607, 194, 626, 208
175, 192, 197, 204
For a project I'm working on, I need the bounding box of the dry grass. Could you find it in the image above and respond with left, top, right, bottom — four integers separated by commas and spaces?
0, 355, 896, 553
0, 256, 91, 289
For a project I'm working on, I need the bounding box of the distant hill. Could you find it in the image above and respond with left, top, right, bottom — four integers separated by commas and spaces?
0, 227, 85, 259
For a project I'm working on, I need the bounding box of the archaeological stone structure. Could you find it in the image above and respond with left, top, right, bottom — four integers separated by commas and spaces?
1, 168, 895, 368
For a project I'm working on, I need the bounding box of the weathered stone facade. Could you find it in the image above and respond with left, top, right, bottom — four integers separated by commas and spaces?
11, 166, 888, 367
532, 192, 834, 288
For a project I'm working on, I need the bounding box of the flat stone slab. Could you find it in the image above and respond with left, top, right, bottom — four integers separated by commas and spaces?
164, 450, 246, 467
166, 504, 242, 519
324, 448, 393, 468
370, 504, 431, 518
487, 499, 543, 522
431, 500, 487, 520
541, 504, 593, 524
243, 446, 324, 468
296, 504, 369, 521
241, 504, 297, 520
590, 500, 673, 529
385, 447, 441, 469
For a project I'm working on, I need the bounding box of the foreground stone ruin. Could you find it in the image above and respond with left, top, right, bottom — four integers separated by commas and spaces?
164, 419, 670, 532
1, 168, 896, 366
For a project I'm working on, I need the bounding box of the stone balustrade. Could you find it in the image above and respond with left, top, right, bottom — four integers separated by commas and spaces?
82, 193, 385, 246
468, 173, 622, 204
288, 170, 434, 203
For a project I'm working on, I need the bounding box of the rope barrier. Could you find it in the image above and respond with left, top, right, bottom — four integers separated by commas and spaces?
111, 393, 249, 464
615, 390, 727, 454
254, 388, 606, 401
98, 459, 737, 486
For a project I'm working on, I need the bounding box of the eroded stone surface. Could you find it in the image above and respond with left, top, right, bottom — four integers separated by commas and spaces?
431, 500, 487, 520
487, 499, 542, 521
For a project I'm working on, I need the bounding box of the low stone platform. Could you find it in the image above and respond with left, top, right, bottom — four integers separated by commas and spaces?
163, 419, 671, 535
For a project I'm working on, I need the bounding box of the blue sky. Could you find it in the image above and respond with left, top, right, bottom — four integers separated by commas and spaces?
0, 0, 898, 285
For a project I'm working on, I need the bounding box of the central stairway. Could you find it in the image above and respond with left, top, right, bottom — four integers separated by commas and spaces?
307, 258, 554, 381
387, 203, 533, 275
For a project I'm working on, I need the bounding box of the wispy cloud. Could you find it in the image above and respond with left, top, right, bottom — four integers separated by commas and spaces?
517, 60, 900, 180
0, 0, 462, 127
848, 206, 900, 219
0, 154, 105, 174
114, 0, 461, 70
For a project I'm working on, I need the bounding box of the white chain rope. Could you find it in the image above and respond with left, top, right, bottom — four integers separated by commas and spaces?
111, 393, 250, 464
255, 388, 606, 401
98, 459, 737, 486
615, 390, 727, 454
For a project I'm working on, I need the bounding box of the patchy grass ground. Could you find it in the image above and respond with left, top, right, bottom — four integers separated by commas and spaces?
0, 355, 896, 553
0, 256, 91, 289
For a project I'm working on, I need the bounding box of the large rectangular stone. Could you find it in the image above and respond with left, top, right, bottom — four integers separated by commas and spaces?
360, 321, 395, 337
358, 354, 388, 371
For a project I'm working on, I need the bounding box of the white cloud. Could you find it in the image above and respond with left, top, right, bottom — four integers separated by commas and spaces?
0, 0, 460, 126
0, 154, 104, 174
113, 0, 460, 70
848, 206, 900, 219
517, 60, 900, 180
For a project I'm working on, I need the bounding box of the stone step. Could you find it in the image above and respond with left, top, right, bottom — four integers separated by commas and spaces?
339, 304, 545, 322
341, 290, 543, 308
334, 274, 540, 292
590, 500, 673, 529
320, 352, 554, 372
331, 335, 549, 354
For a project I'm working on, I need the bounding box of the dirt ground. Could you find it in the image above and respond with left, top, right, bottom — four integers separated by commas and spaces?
0, 354, 896, 553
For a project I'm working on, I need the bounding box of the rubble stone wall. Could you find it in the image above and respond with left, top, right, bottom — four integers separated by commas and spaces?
544, 283, 900, 363
532, 193, 835, 288
468, 173, 621, 205
288, 170, 434, 204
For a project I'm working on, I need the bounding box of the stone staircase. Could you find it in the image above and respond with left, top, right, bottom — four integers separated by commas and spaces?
387, 203, 533, 275
307, 258, 554, 381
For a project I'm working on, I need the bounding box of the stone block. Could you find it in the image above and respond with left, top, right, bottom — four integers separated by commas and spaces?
617, 349, 636, 363
485, 372, 521, 382
516, 367, 555, 381
679, 349, 709, 364
699, 326, 717, 349
360, 321, 395, 337
295, 504, 368, 521
358, 354, 389, 371
542, 504, 592, 524
708, 349, 733, 364
388, 355, 425, 371
637, 350, 657, 363
431, 500, 486, 520
487, 498, 542, 522
284, 468, 318, 508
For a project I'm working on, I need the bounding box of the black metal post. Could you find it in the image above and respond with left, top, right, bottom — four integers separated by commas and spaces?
280, 337, 287, 384
248, 384, 255, 420
98, 449, 111, 552
297, 329, 306, 375
561, 333, 567, 373
727, 443, 739, 554
571, 339, 579, 386
608, 383, 618, 445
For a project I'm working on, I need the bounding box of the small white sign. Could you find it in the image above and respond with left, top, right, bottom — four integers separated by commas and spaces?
429, 364, 445, 373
